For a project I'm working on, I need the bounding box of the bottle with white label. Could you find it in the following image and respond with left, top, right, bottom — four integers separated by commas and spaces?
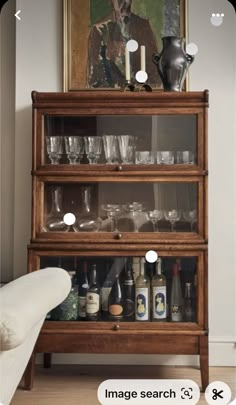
101, 261, 113, 319
78, 261, 89, 320
135, 258, 150, 321
152, 258, 167, 321
86, 264, 100, 321
170, 263, 183, 322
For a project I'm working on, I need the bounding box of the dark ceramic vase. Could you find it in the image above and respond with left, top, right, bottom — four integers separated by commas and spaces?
152, 36, 194, 92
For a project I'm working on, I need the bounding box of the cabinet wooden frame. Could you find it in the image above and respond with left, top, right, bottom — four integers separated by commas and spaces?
28, 90, 209, 390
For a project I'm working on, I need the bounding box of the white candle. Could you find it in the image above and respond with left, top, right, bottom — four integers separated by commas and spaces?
140, 45, 146, 72
125, 47, 131, 81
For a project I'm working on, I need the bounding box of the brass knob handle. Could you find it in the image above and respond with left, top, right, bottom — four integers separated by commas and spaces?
115, 233, 122, 240
112, 324, 120, 331
117, 165, 123, 171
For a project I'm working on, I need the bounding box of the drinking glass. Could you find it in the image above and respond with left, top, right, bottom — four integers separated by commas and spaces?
123, 202, 143, 232
84, 136, 102, 164
46, 136, 63, 164
156, 151, 174, 164
64, 136, 84, 164
183, 209, 197, 231
164, 209, 181, 232
135, 151, 154, 164
118, 135, 135, 164
101, 204, 123, 232
176, 151, 195, 164
102, 135, 119, 164
148, 210, 163, 232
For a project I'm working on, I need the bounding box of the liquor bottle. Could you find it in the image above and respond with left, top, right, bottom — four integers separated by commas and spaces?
108, 272, 124, 321
184, 282, 194, 322
78, 261, 89, 320
170, 263, 183, 322
86, 264, 100, 321
135, 257, 150, 321
152, 258, 167, 321
123, 258, 135, 321
101, 261, 113, 319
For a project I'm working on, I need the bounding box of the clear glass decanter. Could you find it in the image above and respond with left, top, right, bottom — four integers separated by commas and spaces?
44, 186, 70, 232
73, 186, 101, 232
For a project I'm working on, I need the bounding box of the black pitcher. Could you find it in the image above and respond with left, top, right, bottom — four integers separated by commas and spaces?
153, 36, 194, 91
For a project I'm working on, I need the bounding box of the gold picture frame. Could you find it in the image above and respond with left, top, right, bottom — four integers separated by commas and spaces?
64, 0, 188, 91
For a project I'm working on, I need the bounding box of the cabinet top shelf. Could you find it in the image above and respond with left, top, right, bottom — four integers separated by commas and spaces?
32, 90, 209, 108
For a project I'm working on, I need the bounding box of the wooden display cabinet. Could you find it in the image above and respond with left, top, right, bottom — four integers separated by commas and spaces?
27, 90, 209, 390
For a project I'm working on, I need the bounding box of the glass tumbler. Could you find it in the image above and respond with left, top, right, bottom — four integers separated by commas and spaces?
156, 151, 174, 164
84, 136, 102, 164
118, 135, 135, 164
176, 151, 195, 164
64, 136, 84, 164
46, 136, 63, 164
102, 135, 119, 164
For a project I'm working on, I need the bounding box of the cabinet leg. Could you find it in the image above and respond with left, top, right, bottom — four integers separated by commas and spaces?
23, 352, 35, 390
199, 335, 209, 391
44, 352, 52, 368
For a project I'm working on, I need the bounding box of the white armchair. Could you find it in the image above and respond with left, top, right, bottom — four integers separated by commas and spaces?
0, 267, 71, 405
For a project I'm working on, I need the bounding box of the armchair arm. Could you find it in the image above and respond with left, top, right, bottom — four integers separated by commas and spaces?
0, 268, 71, 351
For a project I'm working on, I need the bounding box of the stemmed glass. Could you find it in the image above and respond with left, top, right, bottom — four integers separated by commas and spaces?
46, 136, 63, 164
84, 136, 102, 164
64, 136, 84, 164
118, 135, 135, 164
183, 209, 197, 232
164, 209, 181, 232
123, 202, 143, 232
103, 135, 119, 164
102, 204, 123, 232
148, 210, 163, 232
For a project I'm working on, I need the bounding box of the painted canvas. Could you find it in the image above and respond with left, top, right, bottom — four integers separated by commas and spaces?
64, 0, 186, 90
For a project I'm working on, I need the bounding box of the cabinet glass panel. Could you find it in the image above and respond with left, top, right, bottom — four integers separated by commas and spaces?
44, 115, 197, 165
40, 255, 198, 324
43, 182, 198, 233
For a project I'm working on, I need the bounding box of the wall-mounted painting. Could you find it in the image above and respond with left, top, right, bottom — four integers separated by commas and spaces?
64, 0, 187, 91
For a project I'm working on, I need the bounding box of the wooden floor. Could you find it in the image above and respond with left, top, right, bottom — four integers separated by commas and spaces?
12, 365, 236, 405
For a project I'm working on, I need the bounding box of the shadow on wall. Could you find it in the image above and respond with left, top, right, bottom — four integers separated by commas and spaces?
13, 106, 32, 279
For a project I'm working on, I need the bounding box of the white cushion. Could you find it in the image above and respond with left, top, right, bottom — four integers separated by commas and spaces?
0, 268, 71, 351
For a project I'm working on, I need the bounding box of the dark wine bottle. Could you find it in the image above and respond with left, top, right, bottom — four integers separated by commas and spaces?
108, 272, 124, 321
86, 264, 100, 321
123, 258, 135, 321
78, 261, 89, 320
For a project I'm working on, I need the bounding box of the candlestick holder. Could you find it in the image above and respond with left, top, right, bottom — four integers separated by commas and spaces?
136, 83, 153, 92
122, 80, 135, 92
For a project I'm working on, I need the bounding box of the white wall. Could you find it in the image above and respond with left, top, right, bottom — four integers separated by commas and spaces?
1, 0, 235, 366
0, 0, 16, 282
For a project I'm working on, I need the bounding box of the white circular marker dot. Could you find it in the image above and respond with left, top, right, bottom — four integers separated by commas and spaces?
145, 250, 158, 263
63, 213, 76, 226
210, 14, 224, 26
135, 70, 148, 83
126, 39, 138, 52
205, 381, 232, 405
186, 42, 198, 56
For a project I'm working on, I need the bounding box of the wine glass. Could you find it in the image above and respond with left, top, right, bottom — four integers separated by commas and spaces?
118, 135, 135, 164
101, 204, 123, 232
148, 210, 163, 232
64, 136, 84, 164
123, 202, 143, 232
183, 209, 197, 231
46, 136, 63, 164
102, 135, 119, 164
164, 209, 181, 232
84, 136, 102, 164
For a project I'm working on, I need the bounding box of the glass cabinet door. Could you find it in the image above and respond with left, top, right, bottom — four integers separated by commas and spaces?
41, 114, 201, 169
36, 180, 204, 241
37, 254, 203, 326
